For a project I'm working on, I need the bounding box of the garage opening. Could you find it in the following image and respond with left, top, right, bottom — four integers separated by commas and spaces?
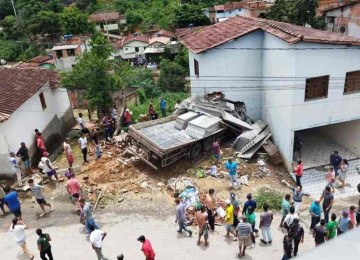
293, 120, 360, 169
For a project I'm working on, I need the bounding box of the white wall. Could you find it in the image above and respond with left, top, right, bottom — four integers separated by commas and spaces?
121, 41, 148, 59
189, 30, 264, 119
0, 83, 71, 174
54, 56, 77, 72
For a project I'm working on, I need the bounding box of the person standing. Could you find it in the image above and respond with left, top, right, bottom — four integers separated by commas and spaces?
284, 207, 298, 230
66, 172, 82, 211
338, 159, 349, 189
36, 133, 47, 156
325, 213, 338, 240
36, 228, 53, 260
16, 142, 33, 175
137, 235, 155, 260
225, 199, 237, 239
9, 218, 34, 260
3, 186, 22, 219
211, 140, 221, 164
325, 167, 336, 192
225, 158, 238, 188
195, 206, 209, 246
259, 203, 273, 244
349, 205, 356, 228
280, 194, 291, 227
320, 186, 334, 223
309, 198, 322, 230
63, 138, 74, 167
175, 198, 192, 236
79, 199, 99, 236
245, 206, 258, 246
90, 225, 109, 260
148, 104, 156, 120
282, 180, 309, 213
160, 97, 167, 118
78, 133, 88, 164
313, 219, 326, 246
102, 116, 113, 141
230, 192, 240, 227
111, 105, 118, 122
91, 129, 102, 159
28, 179, 53, 217
330, 151, 342, 176
288, 219, 304, 257
78, 113, 85, 131
338, 210, 352, 235
123, 109, 132, 127
0, 185, 6, 215
236, 216, 253, 258
205, 188, 216, 231
242, 193, 257, 216
293, 160, 304, 187
41, 152, 59, 182
9, 152, 22, 187
356, 200, 360, 227
282, 234, 293, 260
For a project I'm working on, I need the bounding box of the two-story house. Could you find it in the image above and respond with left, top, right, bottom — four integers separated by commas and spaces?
114, 33, 149, 61
51, 35, 90, 72
182, 16, 360, 169
320, 0, 360, 38
89, 11, 127, 34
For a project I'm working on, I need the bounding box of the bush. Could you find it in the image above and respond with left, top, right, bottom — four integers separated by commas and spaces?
254, 187, 283, 211
137, 88, 146, 104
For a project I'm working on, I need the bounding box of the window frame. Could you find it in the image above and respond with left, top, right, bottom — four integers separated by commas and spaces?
304, 75, 329, 101
135, 47, 139, 52
344, 70, 360, 95
39, 92, 47, 110
194, 59, 199, 78
56, 50, 63, 59
66, 48, 76, 57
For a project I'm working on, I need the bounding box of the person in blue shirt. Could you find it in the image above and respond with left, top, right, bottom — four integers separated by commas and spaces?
242, 193, 257, 216
160, 97, 167, 118
3, 186, 22, 219
225, 158, 238, 188
309, 198, 322, 230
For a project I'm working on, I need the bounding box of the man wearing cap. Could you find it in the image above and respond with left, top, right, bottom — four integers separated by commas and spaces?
137, 235, 155, 260
225, 199, 237, 239
40, 152, 59, 182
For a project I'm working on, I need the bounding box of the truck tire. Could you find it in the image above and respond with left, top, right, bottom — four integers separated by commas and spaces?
190, 143, 202, 158
202, 137, 214, 152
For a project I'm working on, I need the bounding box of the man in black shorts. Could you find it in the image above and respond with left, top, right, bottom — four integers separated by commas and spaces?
28, 179, 53, 217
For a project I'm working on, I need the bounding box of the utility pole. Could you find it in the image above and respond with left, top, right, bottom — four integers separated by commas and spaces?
10, 0, 18, 18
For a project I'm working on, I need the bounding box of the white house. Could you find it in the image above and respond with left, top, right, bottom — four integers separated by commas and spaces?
0, 68, 74, 175
321, 0, 360, 38
182, 16, 360, 169
51, 35, 90, 72
115, 33, 149, 60
89, 11, 127, 33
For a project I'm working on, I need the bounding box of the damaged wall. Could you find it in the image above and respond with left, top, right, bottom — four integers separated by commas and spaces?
0, 84, 74, 175
189, 30, 263, 120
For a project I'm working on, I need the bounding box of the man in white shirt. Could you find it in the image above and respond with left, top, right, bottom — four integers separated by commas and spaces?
78, 133, 88, 164
89, 225, 108, 260
40, 152, 59, 182
283, 206, 298, 229
9, 152, 22, 187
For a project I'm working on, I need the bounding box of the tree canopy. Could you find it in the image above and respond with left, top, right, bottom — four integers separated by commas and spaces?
60, 7, 95, 35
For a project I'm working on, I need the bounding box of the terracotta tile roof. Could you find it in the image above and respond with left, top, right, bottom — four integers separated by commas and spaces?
121, 34, 149, 47
151, 29, 175, 39
319, 0, 360, 13
16, 55, 53, 69
214, 5, 225, 11
0, 68, 60, 121
89, 12, 120, 22
149, 37, 171, 45
182, 16, 360, 53
29, 55, 52, 64
175, 26, 207, 39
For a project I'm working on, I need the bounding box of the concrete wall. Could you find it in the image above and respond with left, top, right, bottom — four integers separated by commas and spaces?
0, 83, 74, 174
121, 41, 148, 59
320, 119, 360, 157
189, 30, 264, 119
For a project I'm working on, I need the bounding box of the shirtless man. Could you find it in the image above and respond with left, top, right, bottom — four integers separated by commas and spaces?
195, 206, 209, 246
205, 189, 216, 231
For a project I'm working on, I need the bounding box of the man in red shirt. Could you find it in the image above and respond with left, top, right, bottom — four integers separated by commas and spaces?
293, 160, 304, 187
137, 235, 155, 260
66, 173, 82, 211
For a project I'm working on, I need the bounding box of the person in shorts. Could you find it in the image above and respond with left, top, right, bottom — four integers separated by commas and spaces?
225, 199, 237, 240
40, 152, 59, 182
195, 206, 209, 246
236, 216, 253, 257
3, 186, 22, 219
10, 217, 34, 260
28, 179, 53, 217
66, 172, 82, 211
16, 142, 33, 175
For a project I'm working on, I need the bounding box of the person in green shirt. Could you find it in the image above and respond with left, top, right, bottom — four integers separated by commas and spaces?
325, 213, 339, 240
36, 228, 53, 260
246, 206, 258, 246
280, 194, 291, 228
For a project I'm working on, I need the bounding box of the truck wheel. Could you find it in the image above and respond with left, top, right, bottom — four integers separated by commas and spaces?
190, 143, 202, 158
202, 137, 214, 152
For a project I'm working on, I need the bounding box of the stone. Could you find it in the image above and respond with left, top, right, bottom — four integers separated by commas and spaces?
118, 197, 124, 203
156, 182, 165, 187
140, 181, 148, 188
121, 188, 128, 193
83, 176, 89, 180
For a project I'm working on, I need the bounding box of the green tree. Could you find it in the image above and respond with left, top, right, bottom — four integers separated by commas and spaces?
27, 11, 61, 37
174, 4, 211, 28
265, 0, 290, 23
158, 59, 187, 91
60, 7, 95, 34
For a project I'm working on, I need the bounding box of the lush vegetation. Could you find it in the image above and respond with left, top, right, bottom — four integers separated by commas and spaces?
254, 187, 283, 211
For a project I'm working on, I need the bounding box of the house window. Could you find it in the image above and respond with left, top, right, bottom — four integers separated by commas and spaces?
39, 92, 47, 110
194, 59, 199, 77
344, 70, 360, 94
56, 50, 63, 58
67, 48, 76, 56
135, 47, 139, 52
305, 75, 329, 101
327, 16, 335, 24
